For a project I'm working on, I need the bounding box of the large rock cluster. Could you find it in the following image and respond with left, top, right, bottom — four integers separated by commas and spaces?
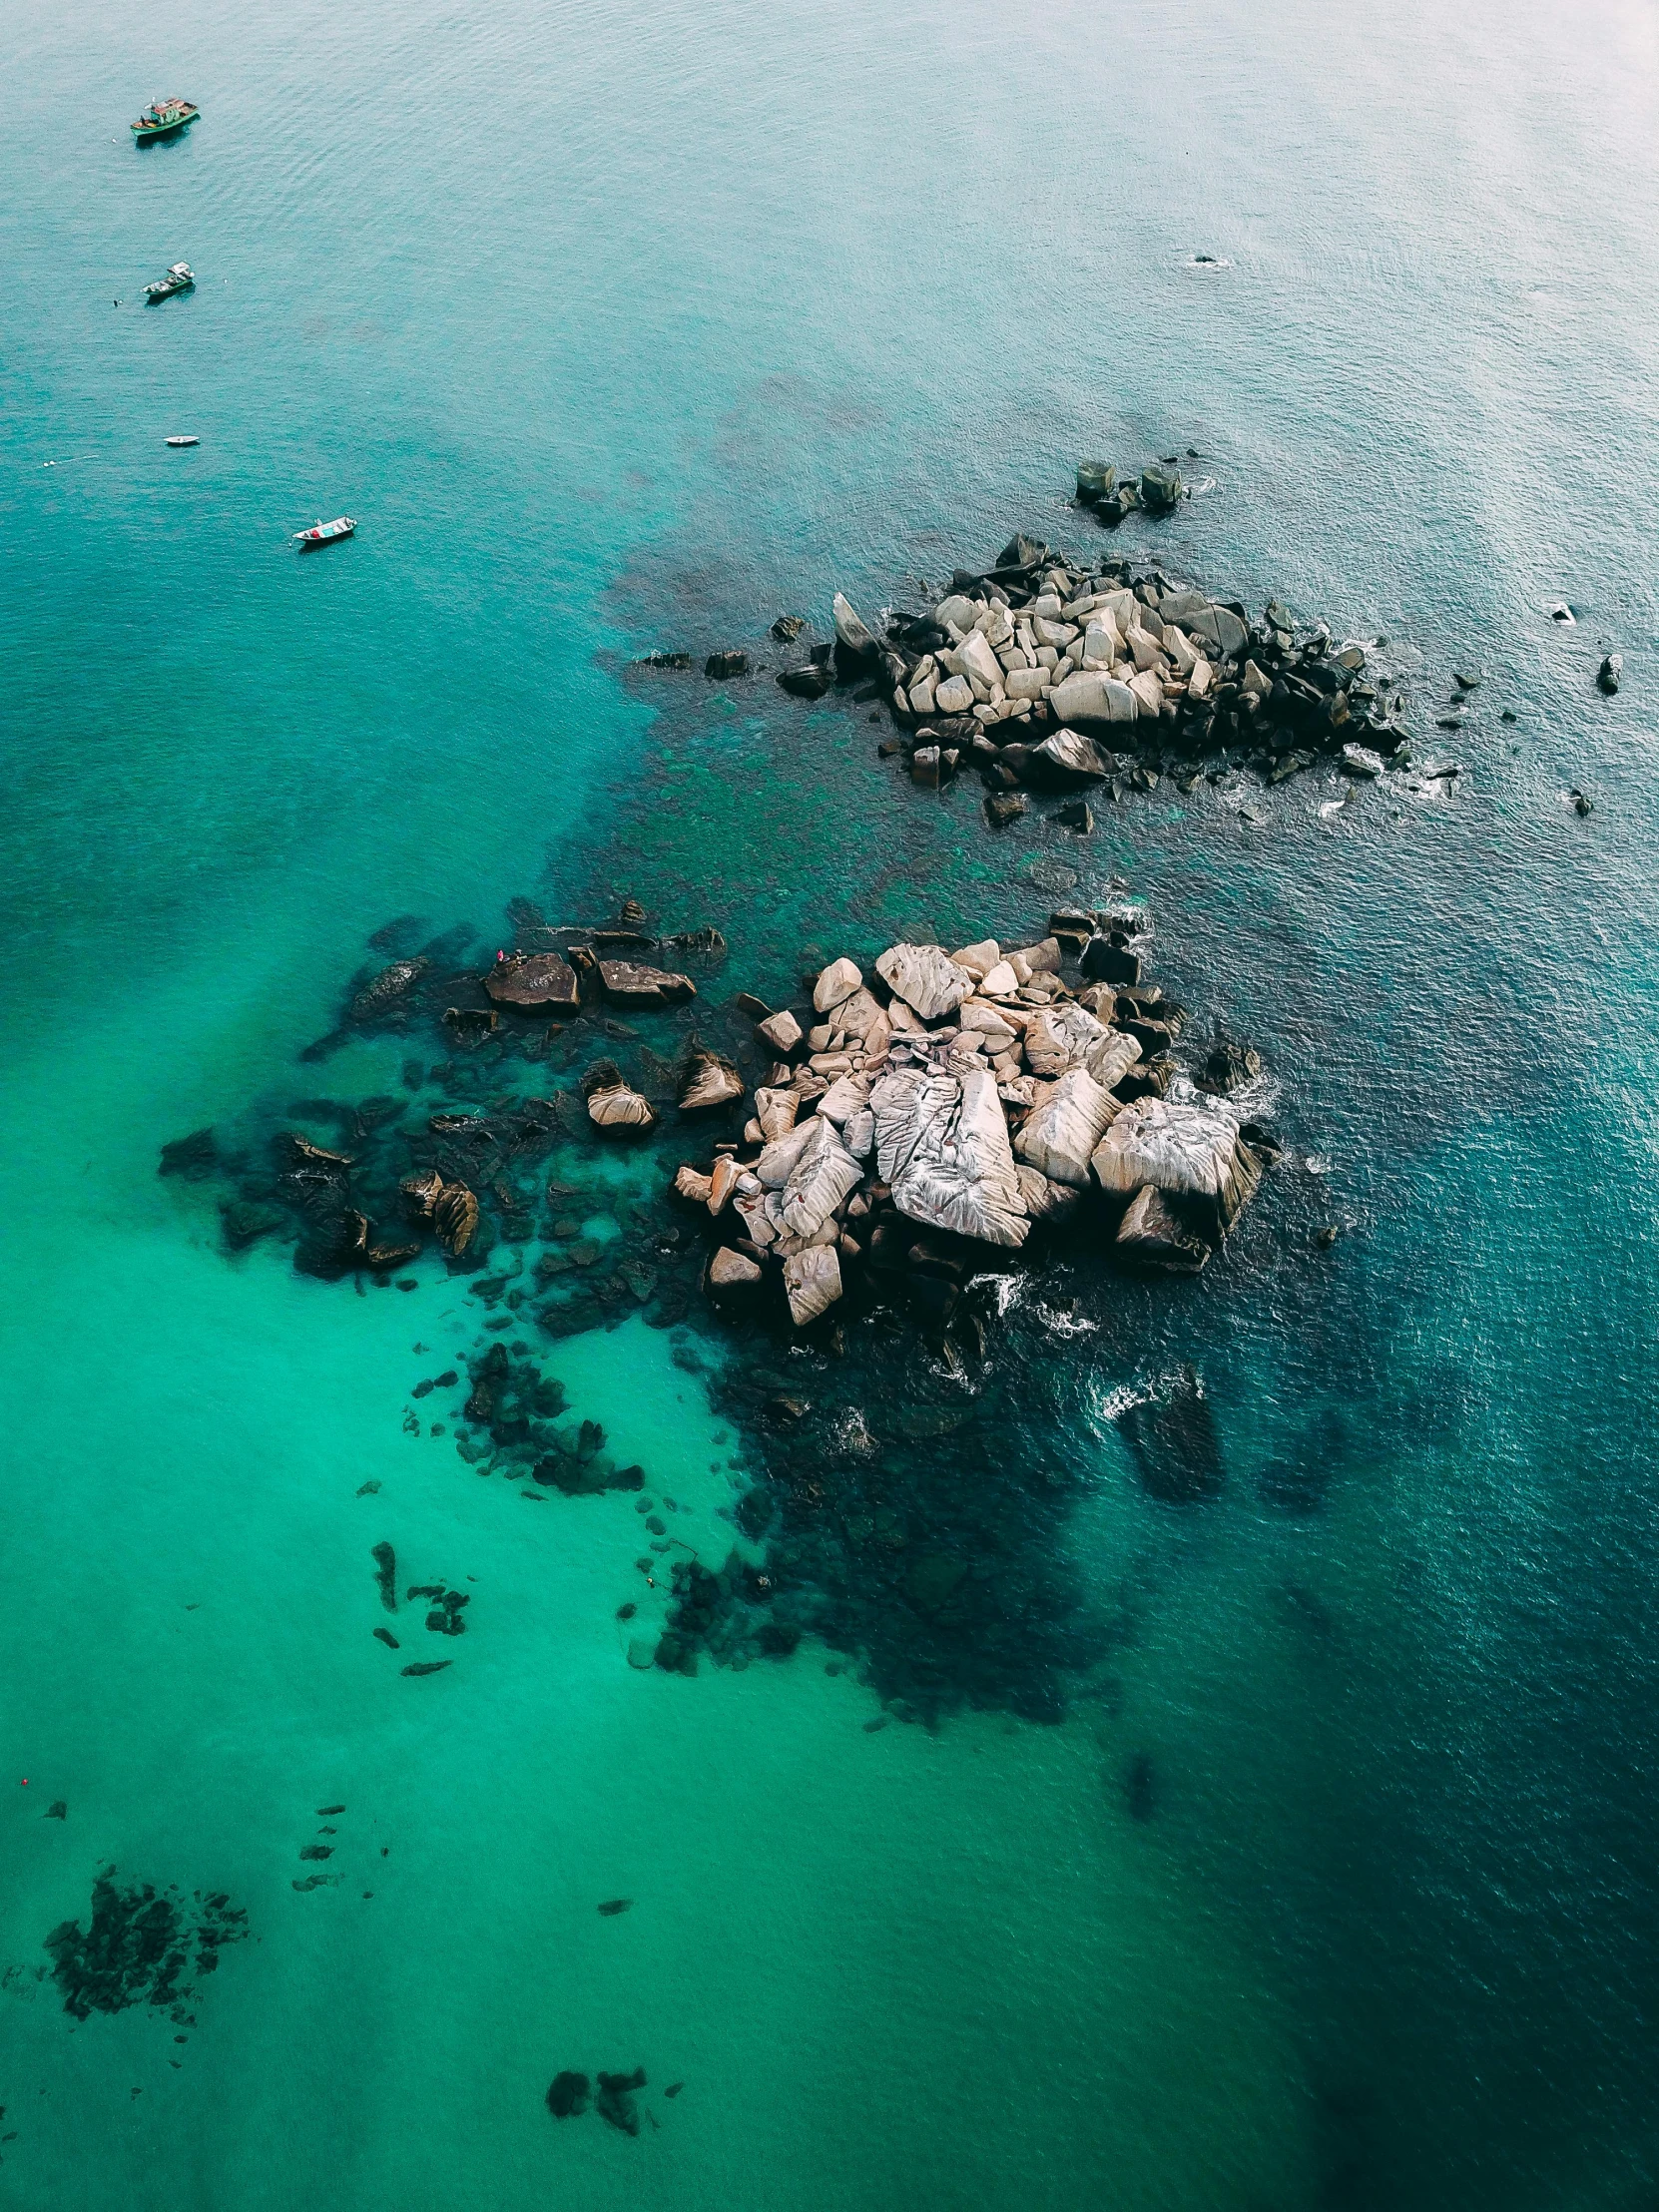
674, 909, 1271, 1329
791, 531, 1405, 809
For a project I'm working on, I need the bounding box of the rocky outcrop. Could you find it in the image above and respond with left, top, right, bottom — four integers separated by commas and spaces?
872, 1063, 1029, 1247
1115, 1185, 1210, 1272
770, 499, 1410, 817
597, 961, 696, 1006
1015, 1067, 1120, 1188
1091, 1095, 1262, 1234
784, 1245, 842, 1325
678, 1050, 743, 1111
350, 957, 430, 1023
659, 904, 1272, 1329
582, 1060, 656, 1132
874, 942, 974, 1021
433, 1183, 479, 1256
484, 952, 580, 1010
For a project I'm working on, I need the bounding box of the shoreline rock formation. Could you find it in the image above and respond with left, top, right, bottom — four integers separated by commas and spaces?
674, 908, 1273, 1330
802, 529, 1404, 810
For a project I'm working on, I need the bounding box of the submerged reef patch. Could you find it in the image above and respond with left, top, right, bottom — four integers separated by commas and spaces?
44, 1874, 249, 2021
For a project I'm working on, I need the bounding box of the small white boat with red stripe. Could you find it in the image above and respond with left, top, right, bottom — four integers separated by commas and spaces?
294, 515, 356, 547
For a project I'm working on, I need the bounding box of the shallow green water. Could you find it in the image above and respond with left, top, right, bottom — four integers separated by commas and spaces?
4, 0, 1659, 2204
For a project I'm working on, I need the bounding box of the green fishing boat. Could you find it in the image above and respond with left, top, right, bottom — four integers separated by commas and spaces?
131, 98, 199, 142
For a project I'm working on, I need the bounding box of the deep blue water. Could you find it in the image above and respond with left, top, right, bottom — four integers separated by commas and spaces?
3, 0, 1659, 2205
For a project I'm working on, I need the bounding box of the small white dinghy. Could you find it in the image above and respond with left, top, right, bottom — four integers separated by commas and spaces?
166, 435, 200, 447
294, 516, 356, 546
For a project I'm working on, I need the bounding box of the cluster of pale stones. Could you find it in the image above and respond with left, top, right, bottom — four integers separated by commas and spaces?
877, 578, 1249, 739
673, 933, 1259, 1327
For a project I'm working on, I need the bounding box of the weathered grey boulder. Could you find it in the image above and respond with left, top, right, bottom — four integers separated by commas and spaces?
709, 1246, 764, 1291
935, 675, 974, 715
1085, 1027, 1143, 1090
1127, 670, 1165, 718
1015, 1066, 1120, 1187
843, 1106, 875, 1159
832, 592, 878, 658
934, 593, 980, 633
583, 1061, 656, 1132
484, 952, 580, 1010
817, 1073, 872, 1124
587, 1084, 654, 1131
1161, 626, 1198, 676
679, 1051, 743, 1111
1599, 653, 1623, 695
1016, 1164, 1082, 1223
950, 938, 1000, 978
780, 1116, 862, 1239
1158, 589, 1209, 623
598, 960, 697, 1006
1185, 604, 1248, 659
1023, 1001, 1111, 1077
1091, 1097, 1261, 1229
1141, 464, 1185, 512
1339, 744, 1383, 778
784, 1244, 843, 1326
957, 632, 1004, 691
1115, 1186, 1210, 1272
875, 942, 974, 1021
758, 1008, 803, 1054
756, 1117, 818, 1188
832, 986, 889, 1047
1052, 671, 1138, 726
869, 1064, 1029, 1247
1029, 730, 1113, 783
814, 956, 862, 1012
753, 1086, 800, 1141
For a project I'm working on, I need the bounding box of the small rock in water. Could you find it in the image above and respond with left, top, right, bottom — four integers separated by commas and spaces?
1569, 788, 1594, 817
771, 614, 805, 641
1597, 652, 1622, 695
546, 2072, 591, 2120
1316, 1224, 1341, 1249
595, 2067, 647, 2135
46, 1800, 67, 1820
597, 1898, 633, 1917
373, 1627, 400, 1648
400, 1661, 451, 1677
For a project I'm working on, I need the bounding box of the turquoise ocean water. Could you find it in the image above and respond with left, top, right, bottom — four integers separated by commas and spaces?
4, 0, 1659, 2203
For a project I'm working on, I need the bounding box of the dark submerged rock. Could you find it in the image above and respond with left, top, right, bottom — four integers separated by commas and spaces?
159, 1128, 218, 1178
45, 1875, 249, 2019
1115, 1368, 1224, 1502
546, 2072, 591, 2119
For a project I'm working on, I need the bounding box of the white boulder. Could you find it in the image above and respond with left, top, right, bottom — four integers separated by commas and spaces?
869, 1064, 1029, 1247
1015, 1066, 1121, 1187
875, 941, 974, 1021
780, 1115, 862, 1238
1091, 1096, 1260, 1227
814, 955, 862, 1012
1023, 1001, 1110, 1076
949, 938, 1000, 978
934, 675, 973, 715
1185, 603, 1248, 658
1051, 672, 1138, 726
832, 592, 877, 656
784, 1244, 843, 1327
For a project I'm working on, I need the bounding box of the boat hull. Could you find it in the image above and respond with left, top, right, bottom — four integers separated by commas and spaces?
132, 106, 199, 141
